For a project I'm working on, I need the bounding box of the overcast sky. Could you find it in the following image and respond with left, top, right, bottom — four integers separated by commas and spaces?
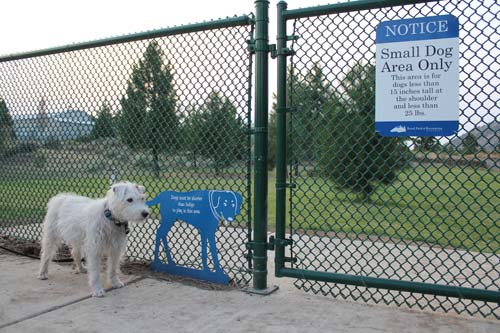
2, 0, 497, 132
0, 0, 326, 116
0, 0, 324, 56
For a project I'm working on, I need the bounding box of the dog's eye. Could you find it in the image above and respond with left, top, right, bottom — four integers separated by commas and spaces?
126, 198, 133, 203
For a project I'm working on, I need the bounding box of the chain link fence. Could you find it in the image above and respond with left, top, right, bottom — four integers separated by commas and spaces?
0, 16, 255, 286
1, 0, 499, 320
275, 0, 499, 319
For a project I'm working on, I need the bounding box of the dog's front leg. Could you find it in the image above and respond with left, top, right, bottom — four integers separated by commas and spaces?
86, 247, 105, 297
107, 240, 126, 289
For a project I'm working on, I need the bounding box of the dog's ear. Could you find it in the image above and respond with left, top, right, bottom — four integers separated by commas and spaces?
111, 183, 128, 200
135, 184, 146, 194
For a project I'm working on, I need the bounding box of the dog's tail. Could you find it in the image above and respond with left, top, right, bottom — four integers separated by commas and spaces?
146, 193, 163, 207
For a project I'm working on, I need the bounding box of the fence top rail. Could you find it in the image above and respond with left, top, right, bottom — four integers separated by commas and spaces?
0, 14, 253, 63
281, 0, 430, 20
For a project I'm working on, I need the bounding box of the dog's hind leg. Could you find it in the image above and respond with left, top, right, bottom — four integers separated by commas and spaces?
207, 233, 223, 272
153, 229, 163, 262
71, 246, 86, 274
157, 220, 175, 265
200, 233, 209, 271
86, 246, 105, 297
38, 227, 58, 280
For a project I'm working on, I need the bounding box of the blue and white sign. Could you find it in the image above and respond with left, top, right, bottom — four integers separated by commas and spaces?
375, 15, 459, 137
147, 190, 242, 285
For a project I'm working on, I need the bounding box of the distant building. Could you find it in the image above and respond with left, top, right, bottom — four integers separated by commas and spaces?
12, 110, 94, 142
450, 120, 500, 153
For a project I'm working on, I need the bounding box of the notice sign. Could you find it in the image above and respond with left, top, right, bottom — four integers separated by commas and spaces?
375, 15, 459, 136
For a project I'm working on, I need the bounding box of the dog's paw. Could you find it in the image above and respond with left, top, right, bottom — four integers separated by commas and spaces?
75, 267, 87, 274
92, 288, 106, 297
111, 278, 125, 289
38, 272, 48, 280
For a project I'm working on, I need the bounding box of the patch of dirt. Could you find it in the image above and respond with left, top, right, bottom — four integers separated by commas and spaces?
121, 260, 236, 291
0, 234, 71, 261
0, 234, 236, 291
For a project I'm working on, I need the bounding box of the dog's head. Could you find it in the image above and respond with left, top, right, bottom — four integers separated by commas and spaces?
210, 191, 242, 223
107, 182, 150, 223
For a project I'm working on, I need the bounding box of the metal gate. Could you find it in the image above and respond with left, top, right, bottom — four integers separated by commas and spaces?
273, 0, 499, 318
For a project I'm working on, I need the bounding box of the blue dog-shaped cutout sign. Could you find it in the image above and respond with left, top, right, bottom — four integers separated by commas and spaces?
147, 190, 242, 284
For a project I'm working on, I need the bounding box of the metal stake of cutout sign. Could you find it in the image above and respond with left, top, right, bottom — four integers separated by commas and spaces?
375, 15, 459, 137
147, 190, 243, 285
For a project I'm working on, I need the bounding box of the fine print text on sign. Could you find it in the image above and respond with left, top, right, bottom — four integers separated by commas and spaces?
375, 15, 459, 137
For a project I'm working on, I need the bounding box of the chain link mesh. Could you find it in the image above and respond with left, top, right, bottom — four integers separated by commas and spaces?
0, 18, 254, 286
282, 0, 499, 318
1, 0, 499, 318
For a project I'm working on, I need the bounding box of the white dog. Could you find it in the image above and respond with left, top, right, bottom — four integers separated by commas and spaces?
38, 182, 150, 297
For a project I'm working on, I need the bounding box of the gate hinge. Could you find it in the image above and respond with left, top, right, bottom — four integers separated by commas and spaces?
287, 34, 300, 41
248, 41, 280, 56
280, 47, 295, 57
269, 44, 277, 58
284, 256, 297, 263
270, 45, 295, 59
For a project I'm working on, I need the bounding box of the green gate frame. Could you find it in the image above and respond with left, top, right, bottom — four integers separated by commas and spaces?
272, 0, 500, 304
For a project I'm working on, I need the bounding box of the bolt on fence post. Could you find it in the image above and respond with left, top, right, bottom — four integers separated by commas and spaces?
250, 0, 272, 293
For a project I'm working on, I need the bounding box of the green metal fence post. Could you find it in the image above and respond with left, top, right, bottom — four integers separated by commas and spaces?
252, 0, 270, 291
249, 0, 277, 294
274, 0, 288, 277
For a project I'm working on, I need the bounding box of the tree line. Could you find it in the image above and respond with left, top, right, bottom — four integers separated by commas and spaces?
269, 62, 408, 201
1, 41, 482, 198
91, 41, 247, 176
0, 41, 247, 177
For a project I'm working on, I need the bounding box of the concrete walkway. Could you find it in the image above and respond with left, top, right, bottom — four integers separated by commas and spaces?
0, 249, 498, 333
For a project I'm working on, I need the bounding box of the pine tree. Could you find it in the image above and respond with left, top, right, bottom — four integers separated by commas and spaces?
289, 63, 330, 163
119, 41, 178, 176
462, 132, 478, 154
267, 109, 278, 170
269, 63, 332, 171
91, 103, 115, 139
193, 91, 246, 175
119, 80, 147, 148
318, 63, 404, 201
0, 98, 16, 152
182, 103, 203, 168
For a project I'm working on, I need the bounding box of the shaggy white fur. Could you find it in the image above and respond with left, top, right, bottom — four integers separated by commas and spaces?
38, 182, 149, 297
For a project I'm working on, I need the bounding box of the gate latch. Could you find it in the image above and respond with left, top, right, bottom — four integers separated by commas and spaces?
267, 235, 293, 251
270, 45, 294, 59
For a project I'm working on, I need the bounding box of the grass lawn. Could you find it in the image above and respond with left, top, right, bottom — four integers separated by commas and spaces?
268, 165, 499, 253
1, 164, 498, 253
0, 173, 249, 224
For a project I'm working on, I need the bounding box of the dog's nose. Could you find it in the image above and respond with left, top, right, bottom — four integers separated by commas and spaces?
141, 211, 149, 218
